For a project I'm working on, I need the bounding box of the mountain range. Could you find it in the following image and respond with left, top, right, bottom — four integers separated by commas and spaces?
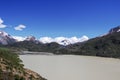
1, 26, 120, 58
0, 31, 89, 45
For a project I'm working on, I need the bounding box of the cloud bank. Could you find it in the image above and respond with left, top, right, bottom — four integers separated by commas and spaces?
14, 24, 26, 31
0, 18, 7, 28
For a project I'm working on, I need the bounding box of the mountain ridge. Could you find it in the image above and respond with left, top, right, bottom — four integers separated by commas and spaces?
54, 26, 120, 58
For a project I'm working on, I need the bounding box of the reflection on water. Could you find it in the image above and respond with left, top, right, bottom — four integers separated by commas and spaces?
20, 55, 120, 80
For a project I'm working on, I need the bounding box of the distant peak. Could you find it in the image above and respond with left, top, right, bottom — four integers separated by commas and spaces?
109, 26, 120, 34
25, 36, 36, 41
0, 30, 16, 45
0, 30, 9, 36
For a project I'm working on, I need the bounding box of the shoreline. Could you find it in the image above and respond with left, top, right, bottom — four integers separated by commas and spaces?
19, 51, 120, 60
20, 53, 120, 61
18, 51, 54, 55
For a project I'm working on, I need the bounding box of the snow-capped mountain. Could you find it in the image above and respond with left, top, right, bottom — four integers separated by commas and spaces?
59, 36, 89, 45
25, 36, 36, 41
99, 26, 120, 37
0, 31, 16, 45
39, 36, 89, 46
109, 26, 120, 34
61, 40, 71, 46
25, 36, 40, 44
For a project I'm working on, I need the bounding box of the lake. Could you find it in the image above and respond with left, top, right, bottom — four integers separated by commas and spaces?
20, 55, 120, 80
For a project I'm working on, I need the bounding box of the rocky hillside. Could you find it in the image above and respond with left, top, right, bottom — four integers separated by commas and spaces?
0, 48, 46, 80
5, 41, 61, 53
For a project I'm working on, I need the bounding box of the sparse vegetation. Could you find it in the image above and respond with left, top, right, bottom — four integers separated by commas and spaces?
0, 48, 47, 80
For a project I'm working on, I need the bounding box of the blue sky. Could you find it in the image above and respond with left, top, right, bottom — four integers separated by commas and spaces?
0, 0, 120, 39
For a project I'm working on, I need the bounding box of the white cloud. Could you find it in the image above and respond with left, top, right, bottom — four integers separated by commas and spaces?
14, 24, 26, 31
39, 36, 89, 45
12, 36, 26, 41
0, 18, 7, 28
